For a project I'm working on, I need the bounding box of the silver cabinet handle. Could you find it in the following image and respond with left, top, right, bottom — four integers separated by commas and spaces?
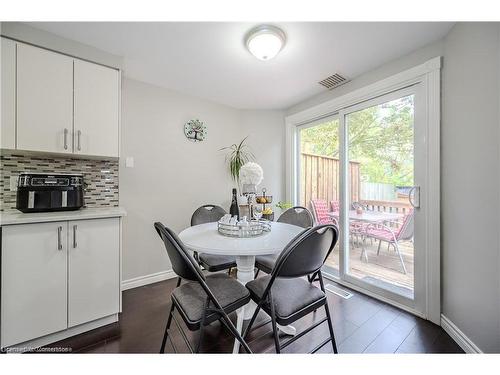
63, 128, 68, 150
57, 226, 63, 250
73, 225, 78, 248
77, 130, 81, 151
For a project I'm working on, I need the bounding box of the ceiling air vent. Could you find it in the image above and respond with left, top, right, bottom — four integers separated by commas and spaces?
318, 73, 349, 90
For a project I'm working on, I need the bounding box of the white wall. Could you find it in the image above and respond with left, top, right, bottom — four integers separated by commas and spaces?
239, 110, 286, 202
120, 78, 285, 281
286, 40, 444, 116
441, 22, 500, 353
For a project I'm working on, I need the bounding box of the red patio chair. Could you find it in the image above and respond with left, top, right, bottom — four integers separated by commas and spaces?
330, 200, 340, 213
363, 209, 414, 274
330, 200, 369, 256
310, 199, 337, 225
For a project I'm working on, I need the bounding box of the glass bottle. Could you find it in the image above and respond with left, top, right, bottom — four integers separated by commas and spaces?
229, 188, 240, 220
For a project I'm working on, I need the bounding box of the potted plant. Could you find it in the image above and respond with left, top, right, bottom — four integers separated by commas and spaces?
221, 137, 255, 202
276, 201, 293, 212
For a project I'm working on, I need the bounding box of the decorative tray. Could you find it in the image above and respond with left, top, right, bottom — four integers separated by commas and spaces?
255, 195, 273, 204
217, 220, 271, 238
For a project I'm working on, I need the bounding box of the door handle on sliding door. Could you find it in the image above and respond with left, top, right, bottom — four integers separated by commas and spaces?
409, 186, 420, 208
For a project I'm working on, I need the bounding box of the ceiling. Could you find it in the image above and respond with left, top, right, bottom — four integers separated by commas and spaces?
27, 22, 453, 110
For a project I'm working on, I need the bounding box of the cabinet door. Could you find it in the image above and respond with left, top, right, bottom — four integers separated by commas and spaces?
1, 222, 68, 347
68, 218, 120, 327
1, 37, 16, 149
74, 60, 119, 157
16, 43, 73, 153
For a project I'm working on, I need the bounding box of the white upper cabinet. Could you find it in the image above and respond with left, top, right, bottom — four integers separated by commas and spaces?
74, 60, 120, 157
4, 41, 120, 157
1, 37, 16, 149
16, 43, 73, 153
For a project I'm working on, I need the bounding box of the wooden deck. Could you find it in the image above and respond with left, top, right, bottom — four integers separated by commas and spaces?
325, 239, 414, 295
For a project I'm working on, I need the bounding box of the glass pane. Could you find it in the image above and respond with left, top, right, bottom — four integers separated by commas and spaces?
346, 95, 415, 298
299, 118, 341, 277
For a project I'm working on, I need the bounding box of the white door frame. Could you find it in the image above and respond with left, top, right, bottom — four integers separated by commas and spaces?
285, 57, 441, 324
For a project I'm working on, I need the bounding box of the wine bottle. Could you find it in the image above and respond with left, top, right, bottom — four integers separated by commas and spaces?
229, 188, 240, 220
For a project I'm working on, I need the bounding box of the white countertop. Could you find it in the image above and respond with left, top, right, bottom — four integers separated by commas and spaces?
0, 207, 127, 225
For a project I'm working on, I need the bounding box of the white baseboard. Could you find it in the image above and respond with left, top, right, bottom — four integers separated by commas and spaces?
121, 270, 176, 291
3, 314, 119, 352
441, 314, 482, 353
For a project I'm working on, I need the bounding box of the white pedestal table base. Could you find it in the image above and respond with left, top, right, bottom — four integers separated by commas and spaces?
232, 255, 296, 353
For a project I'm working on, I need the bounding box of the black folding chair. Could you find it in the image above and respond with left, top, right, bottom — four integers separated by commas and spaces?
243, 224, 339, 354
191, 205, 237, 273
254, 206, 318, 282
154, 222, 252, 353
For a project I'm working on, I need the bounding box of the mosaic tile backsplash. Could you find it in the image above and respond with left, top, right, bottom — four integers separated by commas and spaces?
0, 151, 119, 212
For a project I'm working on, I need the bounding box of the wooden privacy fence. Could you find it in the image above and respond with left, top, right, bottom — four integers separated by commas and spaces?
300, 153, 360, 206
300, 153, 412, 215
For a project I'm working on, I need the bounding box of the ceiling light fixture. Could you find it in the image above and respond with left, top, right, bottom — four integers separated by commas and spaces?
245, 25, 286, 61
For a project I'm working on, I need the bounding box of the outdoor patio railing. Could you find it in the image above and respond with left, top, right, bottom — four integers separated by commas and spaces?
360, 199, 412, 215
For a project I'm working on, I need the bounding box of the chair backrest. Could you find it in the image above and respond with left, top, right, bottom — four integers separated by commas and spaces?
277, 206, 313, 228
154, 222, 205, 282
351, 201, 366, 210
191, 205, 227, 226
272, 224, 338, 278
397, 209, 414, 241
310, 199, 332, 225
330, 200, 340, 213
153, 222, 248, 342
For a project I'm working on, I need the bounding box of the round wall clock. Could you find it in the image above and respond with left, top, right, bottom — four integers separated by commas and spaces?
184, 119, 207, 142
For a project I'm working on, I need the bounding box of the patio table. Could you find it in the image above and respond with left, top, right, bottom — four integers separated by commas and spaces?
328, 210, 403, 223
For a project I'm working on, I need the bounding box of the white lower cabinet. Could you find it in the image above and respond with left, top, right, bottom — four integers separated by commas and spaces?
1, 222, 68, 348
1, 217, 120, 348
68, 218, 120, 327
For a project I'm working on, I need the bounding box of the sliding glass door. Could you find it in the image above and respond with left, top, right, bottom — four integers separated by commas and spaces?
342, 87, 420, 305
296, 84, 426, 314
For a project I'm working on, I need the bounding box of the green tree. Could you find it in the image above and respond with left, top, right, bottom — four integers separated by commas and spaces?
300, 95, 414, 186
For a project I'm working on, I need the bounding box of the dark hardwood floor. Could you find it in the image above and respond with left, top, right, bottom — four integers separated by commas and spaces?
48, 277, 463, 354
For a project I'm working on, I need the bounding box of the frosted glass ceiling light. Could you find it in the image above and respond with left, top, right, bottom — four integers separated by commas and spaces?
245, 25, 286, 61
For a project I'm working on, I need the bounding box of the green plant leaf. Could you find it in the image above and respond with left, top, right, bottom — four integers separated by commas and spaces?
221, 136, 255, 182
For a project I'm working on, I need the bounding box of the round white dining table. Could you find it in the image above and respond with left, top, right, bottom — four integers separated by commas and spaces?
178, 221, 303, 353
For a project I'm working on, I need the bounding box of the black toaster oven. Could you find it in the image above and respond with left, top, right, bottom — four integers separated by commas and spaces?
16, 173, 84, 213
